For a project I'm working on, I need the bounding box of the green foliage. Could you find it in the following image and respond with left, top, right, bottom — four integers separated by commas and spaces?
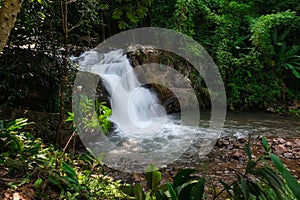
120, 136, 300, 200
251, 11, 298, 53
0, 118, 125, 199
111, 0, 153, 29
67, 94, 112, 134
272, 28, 300, 79
121, 167, 205, 200
289, 109, 300, 117
0, 118, 34, 158
217, 136, 299, 200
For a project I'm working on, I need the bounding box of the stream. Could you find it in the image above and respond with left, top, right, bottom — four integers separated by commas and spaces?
73, 48, 299, 173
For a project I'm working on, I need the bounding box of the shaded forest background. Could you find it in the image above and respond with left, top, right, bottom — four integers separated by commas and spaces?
1, 0, 300, 113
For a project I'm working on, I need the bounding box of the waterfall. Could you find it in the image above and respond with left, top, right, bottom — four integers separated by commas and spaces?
72, 48, 216, 172
75, 49, 166, 137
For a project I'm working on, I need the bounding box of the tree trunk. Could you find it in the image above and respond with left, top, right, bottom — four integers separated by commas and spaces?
0, 0, 23, 52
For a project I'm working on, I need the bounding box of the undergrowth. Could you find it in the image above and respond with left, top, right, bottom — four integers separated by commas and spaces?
1, 118, 300, 199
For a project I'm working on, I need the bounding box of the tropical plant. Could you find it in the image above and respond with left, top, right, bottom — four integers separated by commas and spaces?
121, 135, 300, 200
272, 28, 300, 78
66, 93, 112, 134
0, 118, 34, 158
217, 136, 295, 199
121, 164, 206, 200
0, 118, 125, 199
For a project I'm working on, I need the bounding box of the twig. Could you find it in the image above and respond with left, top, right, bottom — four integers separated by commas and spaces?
63, 131, 76, 152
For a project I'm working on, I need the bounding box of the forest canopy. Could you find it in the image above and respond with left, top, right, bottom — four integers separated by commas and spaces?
0, 0, 300, 112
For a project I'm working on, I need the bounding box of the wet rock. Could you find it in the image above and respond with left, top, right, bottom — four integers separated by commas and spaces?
285, 141, 293, 147
229, 150, 244, 160
216, 139, 224, 147
293, 148, 300, 152
294, 139, 300, 148
227, 144, 234, 150
223, 140, 230, 146
274, 144, 287, 155
295, 152, 300, 159
273, 138, 286, 144
283, 152, 293, 158
233, 143, 242, 149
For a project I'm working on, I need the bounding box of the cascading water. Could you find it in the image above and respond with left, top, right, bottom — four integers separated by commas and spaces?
77, 49, 167, 136
72, 49, 209, 172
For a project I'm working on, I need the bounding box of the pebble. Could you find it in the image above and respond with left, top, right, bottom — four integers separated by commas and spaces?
223, 140, 230, 145
274, 144, 287, 155
216, 140, 223, 147
294, 139, 300, 148
283, 152, 293, 158
285, 141, 293, 147
294, 152, 300, 159
293, 148, 300, 152
273, 138, 286, 144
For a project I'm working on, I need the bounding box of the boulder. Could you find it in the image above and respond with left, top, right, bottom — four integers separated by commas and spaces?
126, 44, 207, 113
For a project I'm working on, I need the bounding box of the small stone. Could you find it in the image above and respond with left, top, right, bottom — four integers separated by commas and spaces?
294, 139, 300, 148
285, 141, 293, 147
223, 140, 230, 145
274, 144, 287, 155
293, 148, 300, 153
216, 140, 223, 147
239, 157, 246, 162
233, 143, 241, 149
294, 152, 300, 159
230, 150, 243, 160
227, 144, 234, 150
277, 138, 286, 144
283, 152, 293, 158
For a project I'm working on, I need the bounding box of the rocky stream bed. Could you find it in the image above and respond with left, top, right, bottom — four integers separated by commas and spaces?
1, 109, 299, 199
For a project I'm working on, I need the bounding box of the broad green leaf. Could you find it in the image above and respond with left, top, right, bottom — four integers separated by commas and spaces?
167, 182, 178, 200
189, 179, 205, 200
282, 169, 300, 199
146, 164, 162, 191
262, 136, 270, 152
7, 135, 24, 152
270, 153, 300, 199
6, 118, 31, 131
120, 185, 134, 197
173, 169, 198, 188
246, 160, 256, 173
155, 190, 169, 200
63, 175, 79, 185
244, 142, 252, 160
240, 177, 249, 199
133, 183, 145, 200
34, 178, 43, 189
247, 180, 267, 198
48, 174, 60, 186
270, 153, 284, 172
126, 12, 139, 24
62, 161, 77, 178
177, 180, 198, 200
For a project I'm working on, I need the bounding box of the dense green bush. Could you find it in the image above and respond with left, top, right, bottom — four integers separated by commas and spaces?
0, 118, 124, 199
149, 0, 300, 110
1, 0, 300, 112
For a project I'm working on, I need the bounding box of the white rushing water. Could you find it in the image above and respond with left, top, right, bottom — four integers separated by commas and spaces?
77, 49, 169, 136
73, 49, 211, 172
